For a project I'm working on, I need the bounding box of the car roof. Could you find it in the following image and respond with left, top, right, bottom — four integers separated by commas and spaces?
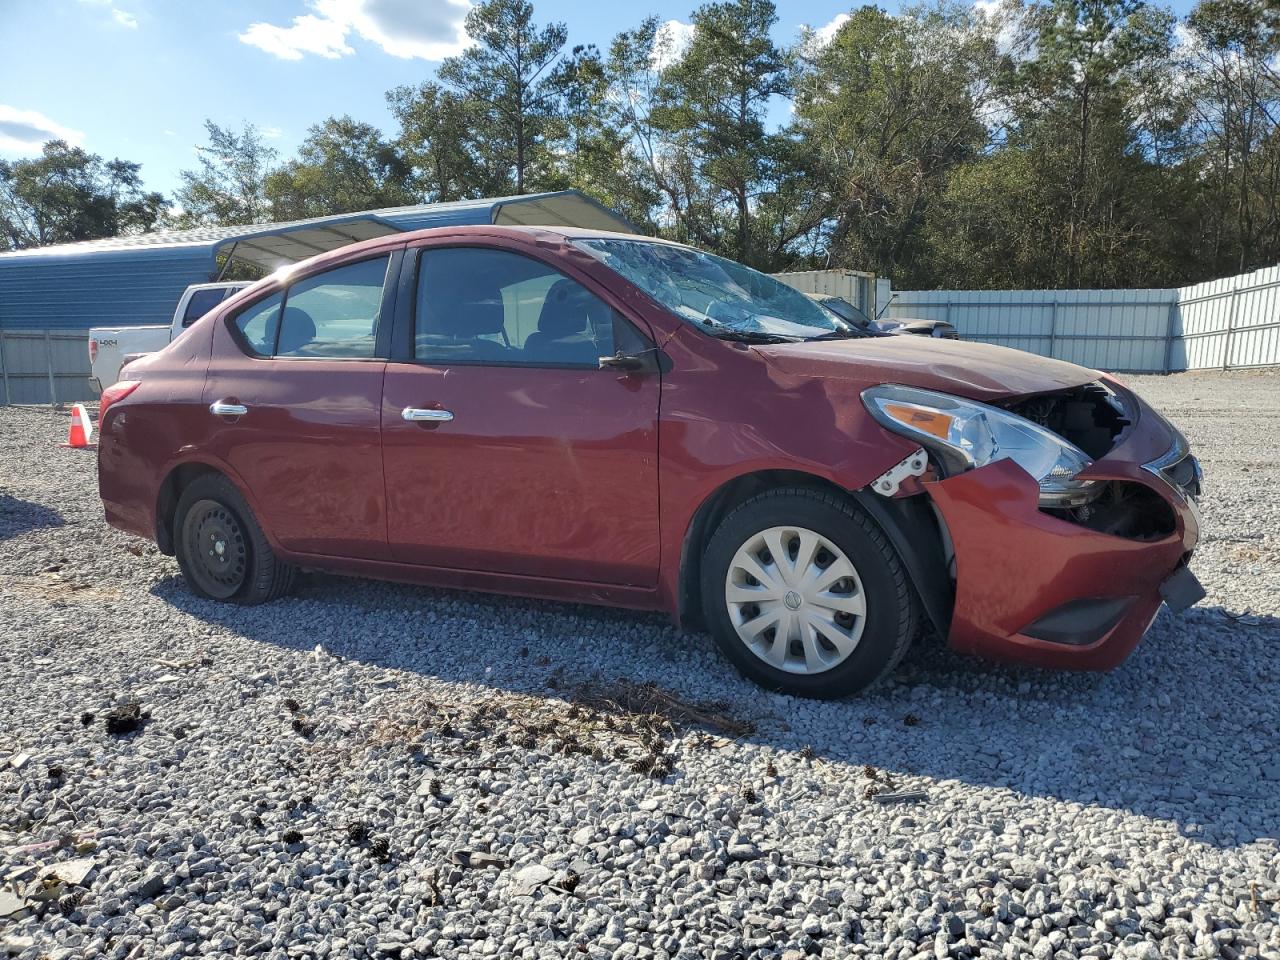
271, 224, 689, 282
394, 223, 683, 247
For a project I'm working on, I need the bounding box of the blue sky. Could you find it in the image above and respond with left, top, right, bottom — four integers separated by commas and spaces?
1, 0, 1199, 199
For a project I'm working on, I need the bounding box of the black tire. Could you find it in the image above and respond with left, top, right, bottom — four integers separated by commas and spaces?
174, 474, 295, 604
700, 487, 918, 698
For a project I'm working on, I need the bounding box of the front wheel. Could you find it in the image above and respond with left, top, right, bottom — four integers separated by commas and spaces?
700, 488, 918, 698
174, 474, 295, 604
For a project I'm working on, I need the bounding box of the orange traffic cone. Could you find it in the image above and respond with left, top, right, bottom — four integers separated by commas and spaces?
63, 403, 95, 449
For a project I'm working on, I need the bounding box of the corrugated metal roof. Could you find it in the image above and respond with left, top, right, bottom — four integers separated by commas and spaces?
0, 191, 635, 332
0, 211, 403, 257
0, 191, 632, 260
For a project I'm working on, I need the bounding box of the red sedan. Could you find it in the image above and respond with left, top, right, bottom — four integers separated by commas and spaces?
97, 226, 1204, 698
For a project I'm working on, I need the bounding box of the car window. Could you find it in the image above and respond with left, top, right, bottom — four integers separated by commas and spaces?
234, 293, 283, 355
182, 288, 228, 328
415, 247, 614, 366
276, 257, 389, 358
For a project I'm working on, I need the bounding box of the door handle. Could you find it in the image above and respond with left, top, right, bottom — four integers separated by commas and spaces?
209, 400, 248, 417
401, 407, 454, 423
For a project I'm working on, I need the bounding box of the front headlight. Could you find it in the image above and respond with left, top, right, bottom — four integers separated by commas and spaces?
862, 384, 1101, 507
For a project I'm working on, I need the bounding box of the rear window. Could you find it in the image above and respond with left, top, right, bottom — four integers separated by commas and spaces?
228, 257, 389, 359
181, 288, 229, 328
276, 258, 387, 358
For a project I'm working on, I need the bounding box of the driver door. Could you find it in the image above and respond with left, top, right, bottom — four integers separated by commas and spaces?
380, 243, 662, 586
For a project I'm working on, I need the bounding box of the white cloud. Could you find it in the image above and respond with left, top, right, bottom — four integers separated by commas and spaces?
261, 126, 284, 139
239, 0, 470, 62
651, 19, 695, 71
239, 13, 353, 60
808, 13, 850, 49
77, 0, 139, 29
0, 105, 85, 155
797, 13, 850, 58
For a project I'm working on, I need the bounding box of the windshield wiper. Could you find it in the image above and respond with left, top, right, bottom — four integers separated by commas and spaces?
805, 328, 878, 341
697, 319, 802, 344
711, 328, 804, 344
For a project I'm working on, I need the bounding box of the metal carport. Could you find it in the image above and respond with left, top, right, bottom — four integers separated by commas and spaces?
0, 191, 635, 403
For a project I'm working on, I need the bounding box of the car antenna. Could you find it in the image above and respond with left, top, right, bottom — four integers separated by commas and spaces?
875, 292, 899, 322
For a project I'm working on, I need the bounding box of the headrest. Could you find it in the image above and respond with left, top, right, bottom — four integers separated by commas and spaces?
275, 306, 316, 355
431, 297, 506, 338
537, 279, 596, 339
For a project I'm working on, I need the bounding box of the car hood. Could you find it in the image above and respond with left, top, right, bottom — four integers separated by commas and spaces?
756, 336, 1098, 403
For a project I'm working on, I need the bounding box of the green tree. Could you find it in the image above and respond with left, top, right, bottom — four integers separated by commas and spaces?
790, 3, 1005, 285
651, 0, 793, 265
265, 116, 411, 220
1182, 0, 1280, 273
174, 121, 278, 226
0, 140, 166, 250
436, 0, 575, 193
547, 24, 665, 230
929, 0, 1194, 287
389, 81, 506, 201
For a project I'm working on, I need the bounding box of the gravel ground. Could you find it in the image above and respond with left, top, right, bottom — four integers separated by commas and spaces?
1, 369, 1278, 960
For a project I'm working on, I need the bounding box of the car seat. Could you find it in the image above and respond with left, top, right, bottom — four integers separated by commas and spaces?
417, 297, 510, 361
523, 280, 604, 365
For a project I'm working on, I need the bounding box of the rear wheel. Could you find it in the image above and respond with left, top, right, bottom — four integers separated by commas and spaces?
701, 488, 917, 698
175, 475, 294, 604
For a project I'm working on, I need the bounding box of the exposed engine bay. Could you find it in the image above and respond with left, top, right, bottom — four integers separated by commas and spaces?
1001, 383, 1130, 460
1001, 384, 1178, 540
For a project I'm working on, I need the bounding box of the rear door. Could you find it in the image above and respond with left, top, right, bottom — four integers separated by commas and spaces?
380, 242, 661, 585
202, 251, 400, 560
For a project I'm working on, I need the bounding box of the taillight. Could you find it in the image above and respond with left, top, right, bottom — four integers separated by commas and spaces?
89, 339, 98, 363
99, 380, 141, 423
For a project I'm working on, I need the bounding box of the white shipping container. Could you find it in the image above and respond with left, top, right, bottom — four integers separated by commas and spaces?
773, 269, 878, 318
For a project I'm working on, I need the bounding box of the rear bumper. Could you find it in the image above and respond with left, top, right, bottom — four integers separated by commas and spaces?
927, 393, 1201, 671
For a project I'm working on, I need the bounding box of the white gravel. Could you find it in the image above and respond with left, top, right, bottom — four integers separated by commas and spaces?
1, 369, 1278, 960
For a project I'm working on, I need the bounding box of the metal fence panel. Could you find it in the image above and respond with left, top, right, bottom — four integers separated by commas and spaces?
883, 289, 1176, 372
883, 266, 1280, 373
1173, 264, 1280, 370
0, 331, 93, 405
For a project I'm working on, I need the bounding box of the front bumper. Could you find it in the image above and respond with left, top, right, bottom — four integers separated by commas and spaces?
925, 391, 1201, 670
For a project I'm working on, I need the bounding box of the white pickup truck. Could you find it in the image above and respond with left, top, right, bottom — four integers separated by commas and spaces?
88, 281, 251, 393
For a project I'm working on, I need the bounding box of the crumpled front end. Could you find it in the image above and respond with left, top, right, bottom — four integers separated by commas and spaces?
923, 380, 1203, 669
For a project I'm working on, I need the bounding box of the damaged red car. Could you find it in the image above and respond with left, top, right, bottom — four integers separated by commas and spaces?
98, 226, 1204, 698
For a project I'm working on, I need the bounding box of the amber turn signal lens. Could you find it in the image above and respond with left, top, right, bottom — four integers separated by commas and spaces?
883, 403, 954, 440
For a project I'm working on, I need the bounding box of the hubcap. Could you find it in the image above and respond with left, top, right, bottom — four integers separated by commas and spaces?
725, 525, 867, 675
